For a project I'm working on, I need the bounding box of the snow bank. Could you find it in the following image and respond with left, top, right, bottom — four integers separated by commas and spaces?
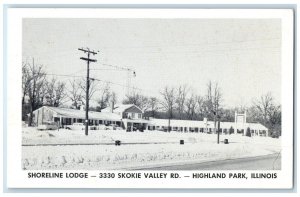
22, 127, 281, 170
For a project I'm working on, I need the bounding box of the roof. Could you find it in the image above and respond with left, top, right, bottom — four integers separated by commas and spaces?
149, 119, 208, 127
102, 104, 142, 113
149, 118, 268, 130
41, 106, 121, 121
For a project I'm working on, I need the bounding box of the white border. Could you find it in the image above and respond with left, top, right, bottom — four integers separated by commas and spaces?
6, 8, 294, 189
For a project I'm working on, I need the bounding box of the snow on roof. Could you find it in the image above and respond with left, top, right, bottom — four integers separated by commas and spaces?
149, 119, 209, 127
101, 104, 137, 113
247, 123, 268, 130
149, 118, 268, 130
45, 106, 121, 121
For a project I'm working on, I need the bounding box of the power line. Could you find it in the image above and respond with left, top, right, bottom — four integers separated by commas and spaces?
90, 77, 142, 92
99, 63, 132, 71
45, 74, 85, 78
95, 62, 136, 95
90, 69, 122, 71
44, 73, 141, 91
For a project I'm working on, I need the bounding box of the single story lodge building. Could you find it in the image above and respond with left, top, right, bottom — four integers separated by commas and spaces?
29, 104, 269, 137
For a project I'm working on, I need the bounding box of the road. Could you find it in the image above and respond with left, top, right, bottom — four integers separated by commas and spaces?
131, 153, 281, 170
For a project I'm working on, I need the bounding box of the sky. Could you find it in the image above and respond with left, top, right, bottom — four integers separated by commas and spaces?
23, 18, 281, 108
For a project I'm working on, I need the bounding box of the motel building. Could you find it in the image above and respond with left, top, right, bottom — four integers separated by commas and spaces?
29, 104, 269, 137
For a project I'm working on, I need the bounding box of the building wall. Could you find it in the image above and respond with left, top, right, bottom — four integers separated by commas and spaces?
33, 107, 55, 126
147, 119, 268, 136
123, 106, 143, 119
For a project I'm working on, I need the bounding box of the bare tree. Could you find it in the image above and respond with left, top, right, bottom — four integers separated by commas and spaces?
67, 79, 83, 109
78, 78, 98, 106
176, 85, 189, 119
123, 90, 148, 111
44, 78, 66, 107
185, 94, 198, 120
95, 82, 111, 111
25, 58, 46, 126
148, 97, 159, 118
22, 62, 31, 105
160, 86, 176, 132
249, 92, 281, 136
253, 92, 274, 125
205, 81, 222, 133
109, 91, 117, 110
138, 95, 149, 112
196, 95, 205, 120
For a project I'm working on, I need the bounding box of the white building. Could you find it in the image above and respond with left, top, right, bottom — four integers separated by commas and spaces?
148, 118, 268, 136
29, 104, 269, 136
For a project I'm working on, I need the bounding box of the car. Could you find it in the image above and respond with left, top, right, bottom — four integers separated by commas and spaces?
112, 124, 122, 130
65, 123, 85, 130
105, 124, 122, 130
66, 123, 97, 130
97, 124, 107, 130
115, 126, 123, 130
126, 126, 137, 132
37, 122, 58, 130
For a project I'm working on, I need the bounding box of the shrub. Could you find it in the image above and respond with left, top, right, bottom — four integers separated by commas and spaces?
246, 127, 251, 137
229, 126, 234, 134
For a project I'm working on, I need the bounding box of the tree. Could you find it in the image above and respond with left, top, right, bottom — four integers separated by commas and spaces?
95, 82, 111, 111
252, 92, 274, 125
249, 92, 281, 136
109, 91, 117, 110
24, 58, 46, 126
148, 97, 159, 118
22, 62, 32, 105
205, 81, 222, 133
123, 90, 148, 111
196, 95, 205, 120
77, 78, 98, 106
229, 126, 234, 134
67, 79, 83, 109
175, 85, 189, 119
160, 86, 176, 132
219, 108, 235, 122
185, 94, 198, 120
44, 78, 66, 107
268, 104, 281, 136
246, 127, 251, 137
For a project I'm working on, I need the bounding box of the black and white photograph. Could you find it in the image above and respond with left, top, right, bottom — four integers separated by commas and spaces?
2, 5, 295, 190
21, 17, 283, 171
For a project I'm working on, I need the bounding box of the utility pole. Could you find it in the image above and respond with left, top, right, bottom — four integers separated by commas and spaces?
78, 47, 98, 136
217, 120, 220, 144
212, 110, 220, 144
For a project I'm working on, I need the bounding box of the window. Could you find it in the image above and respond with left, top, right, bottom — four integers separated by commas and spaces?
138, 113, 142, 119
132, 113, 136, 119
125, 113, 128, 118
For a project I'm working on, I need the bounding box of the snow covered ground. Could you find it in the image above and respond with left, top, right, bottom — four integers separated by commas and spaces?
22, 127, 281, 170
